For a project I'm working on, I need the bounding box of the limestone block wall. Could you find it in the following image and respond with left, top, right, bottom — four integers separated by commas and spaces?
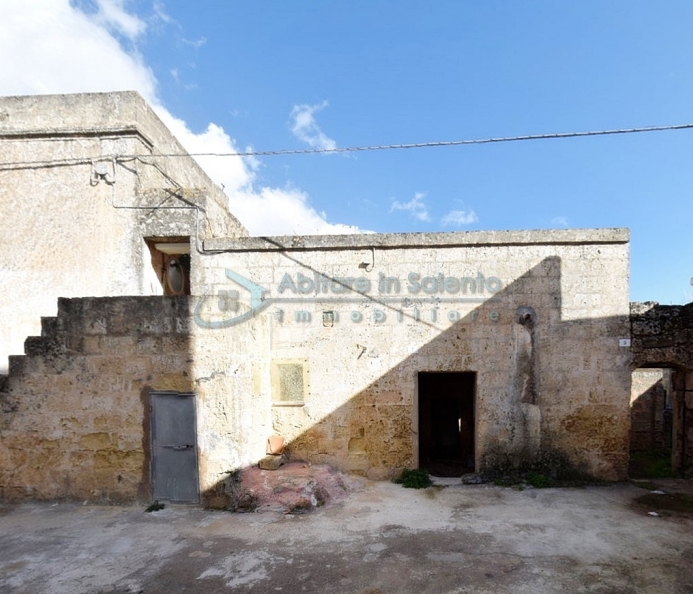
0, 91, 246, 373
0, 229, 634, 503
191, 229, 631, 485
0, 296, 192, 502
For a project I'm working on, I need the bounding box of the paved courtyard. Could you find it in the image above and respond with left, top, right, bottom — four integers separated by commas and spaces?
1, 478, 692, 593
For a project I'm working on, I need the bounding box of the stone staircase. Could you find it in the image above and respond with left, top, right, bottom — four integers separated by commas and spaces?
0, 295, 193, 501
1, 313, 64, 397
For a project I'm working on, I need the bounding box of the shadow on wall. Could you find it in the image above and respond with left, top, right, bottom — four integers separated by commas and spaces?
0, 257, 633, 506
629, 369, 673, 478
198, 256, 632, 508
630, 303, 693, 477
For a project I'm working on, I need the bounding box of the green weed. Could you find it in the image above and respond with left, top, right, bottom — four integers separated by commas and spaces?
393, 468, 433, 489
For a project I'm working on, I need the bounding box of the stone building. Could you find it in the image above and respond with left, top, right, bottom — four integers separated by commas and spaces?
2, 90, 686, 507
192, 230, 632, 497
0, 91, 246, 374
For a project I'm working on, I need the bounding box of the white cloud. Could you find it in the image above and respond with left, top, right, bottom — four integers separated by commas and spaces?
229, 187, 363, 236
154, 112, 362, 235
441, 209, 478, 226
92, 0, 147, 40
0, 0, 156, 99
155, 113, 254, 194
181, 36, 207, 48
551, 216, 569, 227
390, 192, 430, 222
289, 101, 337, 151
0, 0, 360, 236
152, 0, 173, 25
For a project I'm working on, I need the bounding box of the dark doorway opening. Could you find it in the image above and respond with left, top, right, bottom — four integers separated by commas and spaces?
418, 372, 475, 477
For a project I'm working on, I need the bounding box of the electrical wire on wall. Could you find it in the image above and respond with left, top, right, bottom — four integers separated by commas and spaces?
108, 156, 211, 255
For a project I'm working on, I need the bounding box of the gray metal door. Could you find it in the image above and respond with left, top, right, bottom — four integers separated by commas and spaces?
151, 391, 199, 502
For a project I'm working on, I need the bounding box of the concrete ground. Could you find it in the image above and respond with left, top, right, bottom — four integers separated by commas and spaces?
1, 478, 693, 594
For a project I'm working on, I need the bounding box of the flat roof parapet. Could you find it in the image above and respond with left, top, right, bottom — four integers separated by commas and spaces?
204, 228, 629, 253
0, 91, 153, 135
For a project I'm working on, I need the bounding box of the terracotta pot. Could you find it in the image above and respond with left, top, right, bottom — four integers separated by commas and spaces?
266, 435, 285, 455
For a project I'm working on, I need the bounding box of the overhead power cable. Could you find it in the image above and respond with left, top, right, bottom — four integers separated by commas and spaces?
0, 123, 691, 170
180, 123, 693, 157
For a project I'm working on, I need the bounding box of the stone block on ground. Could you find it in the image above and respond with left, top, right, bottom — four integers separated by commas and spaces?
258, 454, 286, 470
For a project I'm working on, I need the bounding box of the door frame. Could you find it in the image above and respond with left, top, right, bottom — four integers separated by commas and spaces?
150, 390, 200, 503
416, 371, 477, 475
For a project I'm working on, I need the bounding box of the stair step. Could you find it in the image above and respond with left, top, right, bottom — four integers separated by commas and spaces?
24, 336, 60, 358
8, 355, 26, 375
41, 316, 59, 338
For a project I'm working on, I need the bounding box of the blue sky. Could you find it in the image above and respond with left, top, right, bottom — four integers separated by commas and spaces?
2, 1, 692, 303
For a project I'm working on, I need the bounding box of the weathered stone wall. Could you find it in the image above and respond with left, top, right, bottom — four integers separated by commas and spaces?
0, 229, 633, 503
191, 229, 631, 486
0, 296, 192, 502
0, 91, 246, 373
630, 368, 672, 451
631, 302, 693, 369
631, 302, 693, 474
672, 371, 693, 475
